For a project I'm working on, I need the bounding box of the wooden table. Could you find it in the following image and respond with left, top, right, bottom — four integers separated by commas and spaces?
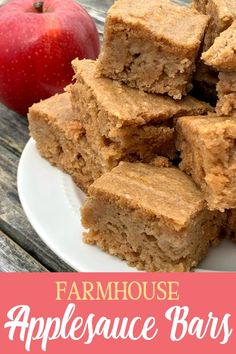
0, 0, 190, 272
0, 0, 114, 272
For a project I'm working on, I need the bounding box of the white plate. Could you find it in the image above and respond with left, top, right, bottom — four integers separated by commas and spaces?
17, 139, 236, 272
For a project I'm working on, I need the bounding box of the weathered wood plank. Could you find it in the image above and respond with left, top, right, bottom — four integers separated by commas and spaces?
0, 229, 48, 272
0, 142, 74, 271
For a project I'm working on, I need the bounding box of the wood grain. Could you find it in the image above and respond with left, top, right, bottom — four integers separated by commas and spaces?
0, 0, 110, 272
0, 230, 47, 272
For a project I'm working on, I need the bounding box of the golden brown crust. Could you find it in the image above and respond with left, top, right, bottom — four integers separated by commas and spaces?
216, 72, 236, 116
225, 209, 236, 242
88, 162, 206, 232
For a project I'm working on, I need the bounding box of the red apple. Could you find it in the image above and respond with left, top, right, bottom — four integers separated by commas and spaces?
0, 0, 100, 115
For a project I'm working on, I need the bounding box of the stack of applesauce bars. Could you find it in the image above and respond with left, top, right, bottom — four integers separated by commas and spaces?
28, 0, 236, 271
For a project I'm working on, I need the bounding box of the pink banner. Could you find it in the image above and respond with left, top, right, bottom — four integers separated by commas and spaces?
0, 273, 235, 353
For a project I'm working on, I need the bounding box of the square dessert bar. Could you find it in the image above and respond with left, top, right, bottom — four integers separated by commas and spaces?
96, 0, 208, 99
176, 115, 236, 211
193, 0, 236, 50
28, 92, 101, 193
70, 59, 211, 171
193, 0, 208, 13
216, 72, 236, 117
81, 162, 223, 272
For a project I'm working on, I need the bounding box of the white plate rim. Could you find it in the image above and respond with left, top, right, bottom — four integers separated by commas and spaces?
17, 138, 236, 273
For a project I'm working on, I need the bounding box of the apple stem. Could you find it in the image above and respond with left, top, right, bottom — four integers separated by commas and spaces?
34, 1, 44, 13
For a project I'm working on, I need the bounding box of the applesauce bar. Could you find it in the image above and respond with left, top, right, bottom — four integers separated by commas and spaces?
70, 59, 211, 171
202, 21, 236, 71
193, 63, 218, 106
176, 115, 236, 211
28, 92, 101, 192
96, 0, 208, 99
81, 162, 224, 272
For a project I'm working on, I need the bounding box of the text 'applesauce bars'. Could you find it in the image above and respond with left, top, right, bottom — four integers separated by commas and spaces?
96, 0, 209, 99
81, 162, 224, 272
70, 59, 210, 172
28, 92, 101, 193
176, 115, 236, 211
